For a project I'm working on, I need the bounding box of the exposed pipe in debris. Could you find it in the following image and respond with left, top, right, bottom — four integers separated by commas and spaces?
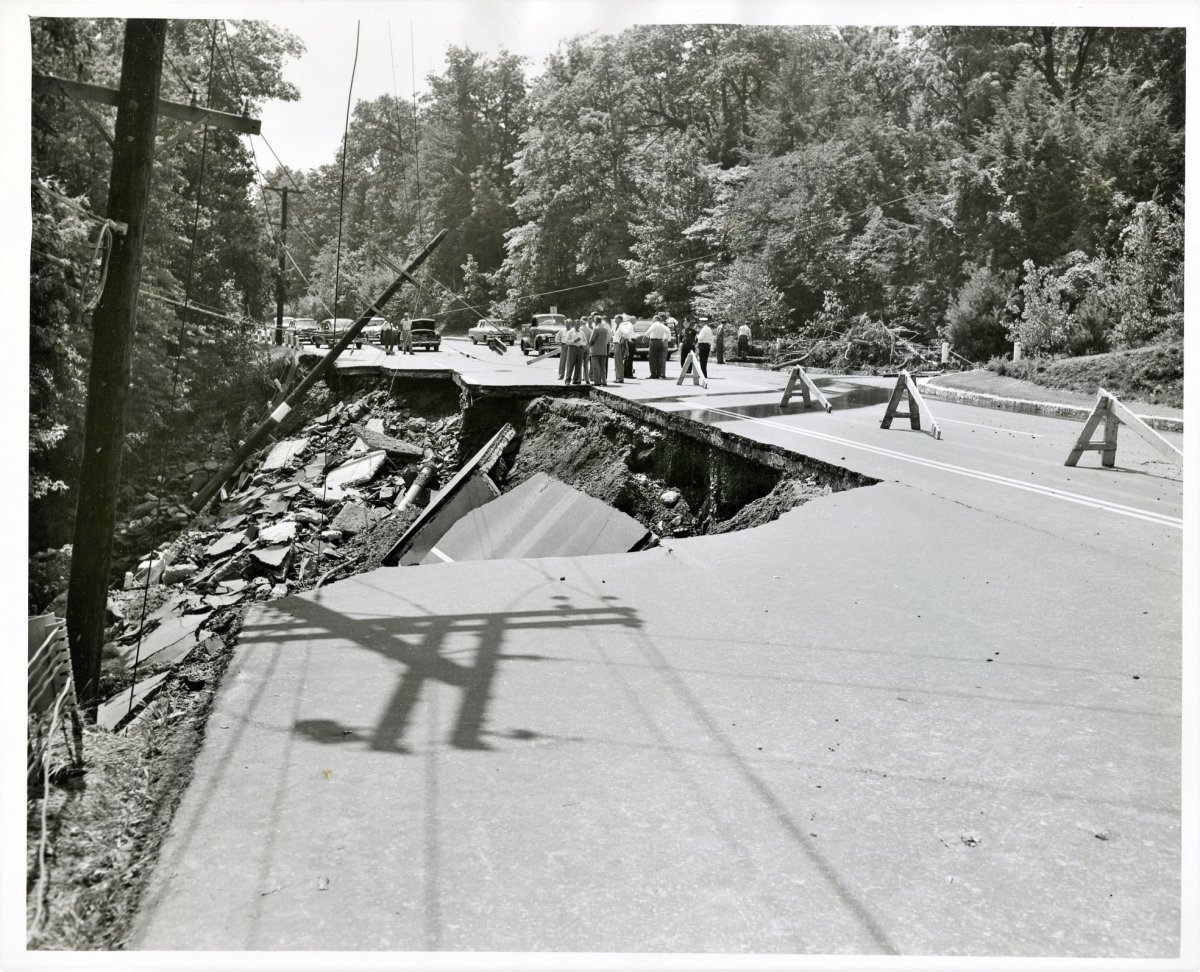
395, 458, 437, 513
189, 229, 448, 512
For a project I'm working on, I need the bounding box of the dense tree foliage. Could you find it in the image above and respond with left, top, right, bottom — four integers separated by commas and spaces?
29, 19, 1185, 561
30, 18, 303, 551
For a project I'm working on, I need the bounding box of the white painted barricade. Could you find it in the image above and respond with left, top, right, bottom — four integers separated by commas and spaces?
675, 351, 708, 388
780, 366, 832, 412
880, 371, 942, 440
1065, 388, 1182, 468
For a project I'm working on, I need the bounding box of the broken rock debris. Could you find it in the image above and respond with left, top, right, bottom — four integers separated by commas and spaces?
98, 388, 462, 726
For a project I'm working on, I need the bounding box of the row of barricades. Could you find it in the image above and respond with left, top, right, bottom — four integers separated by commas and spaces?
252, 327, 301, 349
774, 363, 1180, 468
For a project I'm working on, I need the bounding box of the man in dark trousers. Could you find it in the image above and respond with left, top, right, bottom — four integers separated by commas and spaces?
696, 319, 715, 377
589, 316, 611, 385
646, 314, 671, 378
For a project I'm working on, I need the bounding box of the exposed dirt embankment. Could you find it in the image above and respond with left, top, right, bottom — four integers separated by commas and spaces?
507, 396, 836, 538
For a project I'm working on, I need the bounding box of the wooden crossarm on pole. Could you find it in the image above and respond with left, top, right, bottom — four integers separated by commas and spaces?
1065, 389, 1182, 467
780, 366, 832, 412
33, 73, 262, 135
880, 371, 942, 439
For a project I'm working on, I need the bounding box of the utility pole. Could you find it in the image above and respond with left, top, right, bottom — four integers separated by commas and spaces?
265, 185, 302, 345
66, 19, 167, 715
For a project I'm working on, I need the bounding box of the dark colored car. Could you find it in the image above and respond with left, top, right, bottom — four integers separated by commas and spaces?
520, 312, 567, 355
409, 319, 441, 351
311, 318, 363, 349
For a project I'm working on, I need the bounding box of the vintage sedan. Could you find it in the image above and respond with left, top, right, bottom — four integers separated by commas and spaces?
467, 319, 516, 345
409, 319, 441, 351
520, 312, 568, 355
360, 316, 390, 343
311, 318, 363, 349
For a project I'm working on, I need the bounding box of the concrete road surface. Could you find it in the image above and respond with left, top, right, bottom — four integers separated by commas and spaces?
131, 353, 1186, 958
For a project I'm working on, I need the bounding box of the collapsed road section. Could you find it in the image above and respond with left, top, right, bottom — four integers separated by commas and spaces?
91, 375, 874, 732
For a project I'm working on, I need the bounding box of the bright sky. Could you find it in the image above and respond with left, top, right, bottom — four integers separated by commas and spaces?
252, 0, 1191, 173
257, 2, 696, 172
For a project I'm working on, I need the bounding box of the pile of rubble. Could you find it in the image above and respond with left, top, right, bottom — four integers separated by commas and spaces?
94, 388, 462, 728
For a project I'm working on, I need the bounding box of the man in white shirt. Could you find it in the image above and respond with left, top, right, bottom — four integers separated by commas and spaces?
736, 322, 752, 358
645, 314, 672, 378
579, 317, 594, 384
563, 320, 585, 384
696, 319, 715, 377
613, 315, 635, 381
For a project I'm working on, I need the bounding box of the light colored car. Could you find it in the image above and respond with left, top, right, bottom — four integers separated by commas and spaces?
361, 316, 390, 342
467, 319, 516, 345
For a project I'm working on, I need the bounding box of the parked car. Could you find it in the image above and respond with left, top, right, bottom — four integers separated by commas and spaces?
631, 319, 677, 359
467, 319, 516, 345
310, 318, 363, 348
409, 319, 441, 351
520, 312, 567, 355
360, 316, 390, 343
291, 317, 319, 343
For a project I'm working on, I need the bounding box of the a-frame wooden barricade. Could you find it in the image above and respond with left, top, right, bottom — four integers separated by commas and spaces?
1065, 389, 1182, 468
880, 371, 942, 440
780, 366, 832, 412
676, 351, 708, 388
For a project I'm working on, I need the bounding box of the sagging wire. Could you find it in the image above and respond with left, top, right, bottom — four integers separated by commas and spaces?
126, 21, 220, 713
314, 21, 361, 577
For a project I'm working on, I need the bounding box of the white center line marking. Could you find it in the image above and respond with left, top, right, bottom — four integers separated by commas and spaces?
691, 404, 1182, 529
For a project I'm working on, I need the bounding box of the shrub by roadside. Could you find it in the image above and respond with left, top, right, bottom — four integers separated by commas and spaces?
987, 342, 1182, 408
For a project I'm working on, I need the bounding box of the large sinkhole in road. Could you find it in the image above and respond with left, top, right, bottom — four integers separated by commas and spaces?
319, 375, 876, 570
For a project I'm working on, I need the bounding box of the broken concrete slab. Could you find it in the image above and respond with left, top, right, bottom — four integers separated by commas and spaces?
382, 424, 515, 566
113, 611, 211, 670
258, 521, 298, 544
203, 592, 245, 609
331, 502, 378, 536
348, 425, 424, 460
97, 672, 170, 732
395, 472, 500, 566
216, 579, 250, 593
260, 496, 291, 516
422, 472, 650, 564
262, 438, 309, 471
250, 545, 291, 569
216, 514, 248, 530
325, 450, 388, 492
162, 562, 199, 584
205, 531, 246, 558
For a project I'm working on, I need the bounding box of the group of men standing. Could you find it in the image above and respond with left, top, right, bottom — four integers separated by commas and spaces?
554, 312, 737, 384
557, 314, 630, 385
